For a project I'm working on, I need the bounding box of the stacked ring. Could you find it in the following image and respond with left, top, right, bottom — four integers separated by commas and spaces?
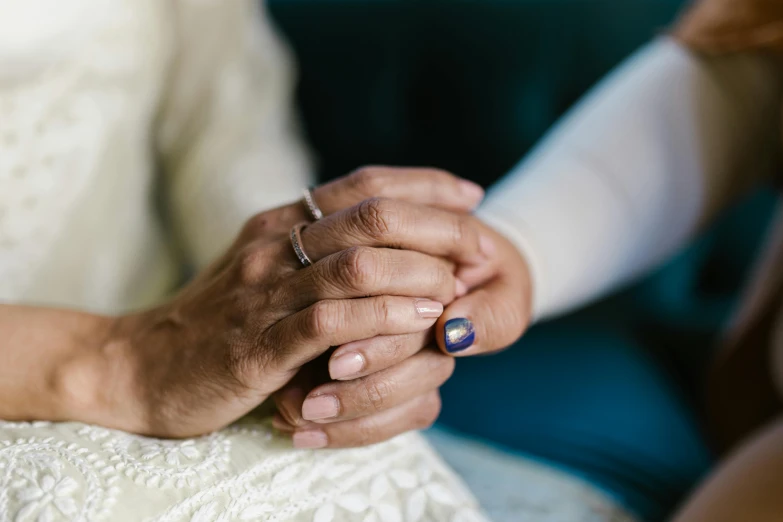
289, 222, 313, 267
302, 186, 324, 221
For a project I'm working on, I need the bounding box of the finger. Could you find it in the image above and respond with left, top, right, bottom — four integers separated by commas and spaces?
436, 275, 531, 356
274, 386, 308, 428
239, 167, 483, 242
272, 412, 297, 432
234, 167, 483, 244
266, 295, 444, 371
275, 332, 433, 425
301, 198, 495, 266
272, 411, 322, 433
328, 331, 430, 380
300, 348, 454, 423
455, 257, 498, 290
291, 391, 443, 449
280, 247, 459, 311
314, 166, 484, 215
273, 363, 326, 428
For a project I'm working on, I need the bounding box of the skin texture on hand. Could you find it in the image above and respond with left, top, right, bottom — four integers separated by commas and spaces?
72, 167, 490, 438
272, 176, 534, 449
0, 166, 531, 449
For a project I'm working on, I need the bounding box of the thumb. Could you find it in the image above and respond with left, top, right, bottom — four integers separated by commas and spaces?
435, 276, 530, 356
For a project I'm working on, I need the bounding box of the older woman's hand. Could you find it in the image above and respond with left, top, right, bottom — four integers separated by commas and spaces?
270, 170, 532, 450
74, 168, 488, 438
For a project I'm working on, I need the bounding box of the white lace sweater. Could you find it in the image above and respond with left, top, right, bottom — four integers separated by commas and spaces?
0, 0, 311, 312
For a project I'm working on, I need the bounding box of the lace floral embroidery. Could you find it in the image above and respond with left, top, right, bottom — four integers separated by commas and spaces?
0, 420, 488, 522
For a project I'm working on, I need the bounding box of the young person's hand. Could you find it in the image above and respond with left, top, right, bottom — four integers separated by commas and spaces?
435, 216, 532, 356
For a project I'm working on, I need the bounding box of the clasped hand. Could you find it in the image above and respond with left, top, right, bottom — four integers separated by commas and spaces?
84, 167, 530, 446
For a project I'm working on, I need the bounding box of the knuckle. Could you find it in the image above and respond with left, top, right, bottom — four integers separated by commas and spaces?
306, 301, 342, 338
339, 246, 381, 292
374, 296, 397, 328
356, 198, 398, 240
241, 213, 273, 240
379, 335, 407, 361
415, 392, 442, 430
428, 352, 456, 384
433, 262, 453, 297
354, 417, 381, 446
451, 216, 469, 246
362, 377, 394, 412
427, 167, 455, 180
237, 244, 268, 285
349, 166, 385, 195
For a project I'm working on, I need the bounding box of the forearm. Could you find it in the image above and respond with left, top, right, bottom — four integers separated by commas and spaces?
478, 38, 781, 320
0, 304, 117, 422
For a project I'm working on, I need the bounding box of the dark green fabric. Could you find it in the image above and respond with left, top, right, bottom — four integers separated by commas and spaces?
270, 0, 686, 185
268, 1, 778, 518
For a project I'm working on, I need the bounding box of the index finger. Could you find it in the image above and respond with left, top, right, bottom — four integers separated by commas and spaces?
301, 198, 495, 266
314, 166, 485, 215
236, 167, 483, 243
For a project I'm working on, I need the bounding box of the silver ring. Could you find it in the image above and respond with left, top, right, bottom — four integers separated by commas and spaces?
302, 186, 324, 221
290, 222, 313, 267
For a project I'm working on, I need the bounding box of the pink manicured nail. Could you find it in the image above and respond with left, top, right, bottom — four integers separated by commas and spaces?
460, 180, 484, 204
302, 395, 339, 420
293, 430, 328, 449
329, 352, 365, 380
479, 235, 496, 258
455, 278, 468, 297
415, 299, 443, 318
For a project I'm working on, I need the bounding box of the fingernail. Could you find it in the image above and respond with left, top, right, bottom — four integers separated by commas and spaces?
460, 180, 484, 204
444, 317, 475, 353
272, 413, 294, 432
455, 278, 468, 297
302, 395, 339, 420
329, 352, 365, 380
293, 430, 328, 449
479, 235, 496, 258
415, 299, 444, 318
278, 387, 307, 426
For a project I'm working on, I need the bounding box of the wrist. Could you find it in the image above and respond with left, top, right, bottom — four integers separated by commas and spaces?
474, 208, 539, 320
51, 313, 146, 431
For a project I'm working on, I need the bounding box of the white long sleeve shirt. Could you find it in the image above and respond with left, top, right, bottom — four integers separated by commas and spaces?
478, 39, 782, 320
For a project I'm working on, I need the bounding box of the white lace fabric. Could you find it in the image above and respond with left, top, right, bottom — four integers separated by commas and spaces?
0, 419, 487, 522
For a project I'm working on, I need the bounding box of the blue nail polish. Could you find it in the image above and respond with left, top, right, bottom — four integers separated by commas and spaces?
444, 318, 475, 353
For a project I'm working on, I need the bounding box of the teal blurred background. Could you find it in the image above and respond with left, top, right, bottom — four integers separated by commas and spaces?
268, 1, 778, 519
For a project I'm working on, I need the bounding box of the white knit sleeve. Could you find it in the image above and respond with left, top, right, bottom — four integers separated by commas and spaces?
157, 0, 313, 268
477, 38, 781, 320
